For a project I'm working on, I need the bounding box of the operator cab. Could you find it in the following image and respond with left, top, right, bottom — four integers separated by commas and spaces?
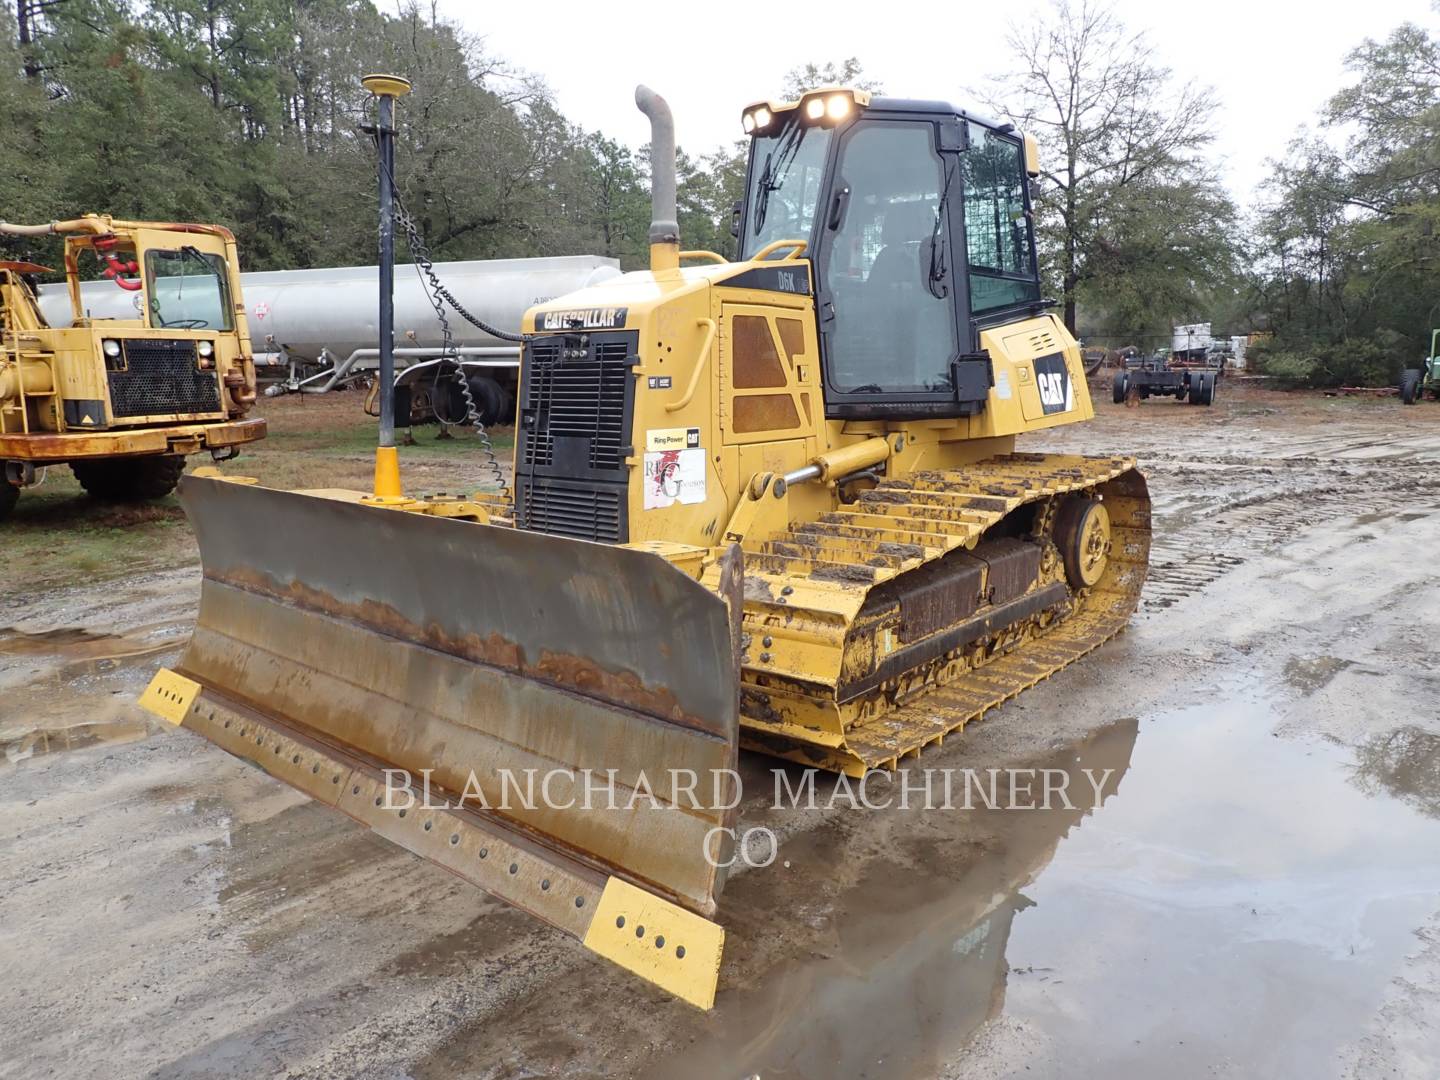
736, 89, 1045, 419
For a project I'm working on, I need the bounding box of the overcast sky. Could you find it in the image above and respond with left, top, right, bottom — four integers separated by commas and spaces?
441, 0, 1433, 210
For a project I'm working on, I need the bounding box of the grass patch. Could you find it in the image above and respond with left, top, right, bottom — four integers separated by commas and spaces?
1, 395, 515, 595
1, 472, 196, 595
265, 422, 514, 457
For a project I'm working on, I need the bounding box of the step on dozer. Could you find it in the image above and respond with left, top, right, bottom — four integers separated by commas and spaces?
143, 81, 1150, 1008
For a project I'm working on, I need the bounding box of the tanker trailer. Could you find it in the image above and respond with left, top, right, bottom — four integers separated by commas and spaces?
39, 255, 622, 424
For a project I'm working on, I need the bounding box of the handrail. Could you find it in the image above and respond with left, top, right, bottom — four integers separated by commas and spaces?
678, 250, 727, 264
665, 318, 716, 413
751, 238, 808, 261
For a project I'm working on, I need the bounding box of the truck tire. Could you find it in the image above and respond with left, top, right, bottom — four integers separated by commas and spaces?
1112, 372, 1129, 404
72, 456, 185, 501
1400, 368, 1422, 405
441, 374, 510, 426
129, 455, 186, 499
0, 479, 18, 522
1189, 373, 1215, 406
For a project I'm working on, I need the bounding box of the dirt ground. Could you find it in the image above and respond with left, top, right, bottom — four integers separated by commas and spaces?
2, 382, 1439, 1079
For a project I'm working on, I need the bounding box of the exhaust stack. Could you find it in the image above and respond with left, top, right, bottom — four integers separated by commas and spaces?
635, 85, 679, 272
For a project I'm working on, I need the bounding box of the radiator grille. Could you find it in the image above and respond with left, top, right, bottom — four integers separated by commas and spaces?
518, 333, 634, 474
514, 330, 636, 543
109, 339, 220, 419
516, 476, 626, 543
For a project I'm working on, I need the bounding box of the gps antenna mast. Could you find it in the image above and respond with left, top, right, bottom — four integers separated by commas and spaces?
362, 72, 412, 498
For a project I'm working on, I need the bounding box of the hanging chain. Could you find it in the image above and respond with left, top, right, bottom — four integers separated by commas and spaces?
387, 186, 515, 498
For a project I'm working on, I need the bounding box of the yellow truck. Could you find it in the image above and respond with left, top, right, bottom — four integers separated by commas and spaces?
0, 215, 265, 518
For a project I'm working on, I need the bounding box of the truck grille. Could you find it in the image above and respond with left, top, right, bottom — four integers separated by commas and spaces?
109, 339, 221, 419
515, 331, 636, 542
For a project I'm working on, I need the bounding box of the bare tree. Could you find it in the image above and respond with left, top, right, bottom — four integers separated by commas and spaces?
979, 0, 1221, 333
782, 57, 881, 99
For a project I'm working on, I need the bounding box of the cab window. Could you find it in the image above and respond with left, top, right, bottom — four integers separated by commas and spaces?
740, 117, 834, 260
963, 124, 1040, 314
819, 120, 959, 395
145, 248, 233, 330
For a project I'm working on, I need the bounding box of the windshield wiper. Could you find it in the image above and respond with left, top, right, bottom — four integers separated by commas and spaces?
753, 123, 807, 235
752, 150, 775, 235
927, 160, 960, 299
180, 245, 220, 279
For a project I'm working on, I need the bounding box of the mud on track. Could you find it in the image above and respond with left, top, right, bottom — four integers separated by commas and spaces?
2, 384, 1439, 1079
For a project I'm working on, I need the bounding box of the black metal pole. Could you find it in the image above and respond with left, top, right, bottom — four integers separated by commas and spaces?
376, 91, 396, 452
361, 74, 410, 498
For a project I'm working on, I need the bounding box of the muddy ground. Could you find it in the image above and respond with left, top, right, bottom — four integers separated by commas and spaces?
2, 382, 1439, 1079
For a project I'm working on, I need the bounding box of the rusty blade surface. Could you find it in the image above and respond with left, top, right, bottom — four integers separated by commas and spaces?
175, 476, 742, 914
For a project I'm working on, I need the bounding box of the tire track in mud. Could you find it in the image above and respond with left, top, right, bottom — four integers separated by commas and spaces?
1137, 457, 1440, 611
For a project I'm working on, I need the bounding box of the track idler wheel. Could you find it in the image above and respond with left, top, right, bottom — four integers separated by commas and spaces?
1055, 496, 1111, 589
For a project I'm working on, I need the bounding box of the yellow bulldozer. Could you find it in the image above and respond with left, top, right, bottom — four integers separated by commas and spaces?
0, 215, 264, 518
140, 84, 1150, 1008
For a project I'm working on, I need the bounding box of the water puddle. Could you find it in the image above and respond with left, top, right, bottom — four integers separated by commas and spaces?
648, 685, 1440, 1079
1, 623, 185, 761
2, 715, 159, 763
0, 624, 180, 671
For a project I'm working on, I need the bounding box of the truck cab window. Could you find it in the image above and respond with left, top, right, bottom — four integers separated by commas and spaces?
963, 124, 1040, 314
145, 248, 233, 330
820, 120, 958, 395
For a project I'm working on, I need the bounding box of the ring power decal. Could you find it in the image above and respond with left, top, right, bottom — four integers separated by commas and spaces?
644, 447, 706, 509
645, 427, 701, 451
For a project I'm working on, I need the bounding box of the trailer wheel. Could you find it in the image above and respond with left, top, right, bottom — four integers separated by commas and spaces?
72, 455, 185, 501
446, 374, 509, 426
0, 478, 18, 522
1400, 368, 1422, 405
1112, 372, 1129, 404
1189, 373, 1215, 406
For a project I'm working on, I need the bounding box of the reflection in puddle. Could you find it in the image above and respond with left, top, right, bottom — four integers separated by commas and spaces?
1352, 725, 1440, 818
646, 721, 1138, 1080
1, 622, 187, 762
2, 715, 159, 763
0, 623, 183, 670
648, 692, 1440, 1079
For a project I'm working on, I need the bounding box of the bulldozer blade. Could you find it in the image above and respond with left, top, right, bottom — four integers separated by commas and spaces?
142, 476, 744, 1008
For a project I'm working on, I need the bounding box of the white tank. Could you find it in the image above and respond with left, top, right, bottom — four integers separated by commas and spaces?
38, 255, 622, 362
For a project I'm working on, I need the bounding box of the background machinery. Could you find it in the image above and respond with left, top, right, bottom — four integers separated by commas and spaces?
1401, 331, 1440, 404
142, 81, 1151, 1007
37, 254, 622, 425
0, 216, 263, 519
1113, 350, 1218, 406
